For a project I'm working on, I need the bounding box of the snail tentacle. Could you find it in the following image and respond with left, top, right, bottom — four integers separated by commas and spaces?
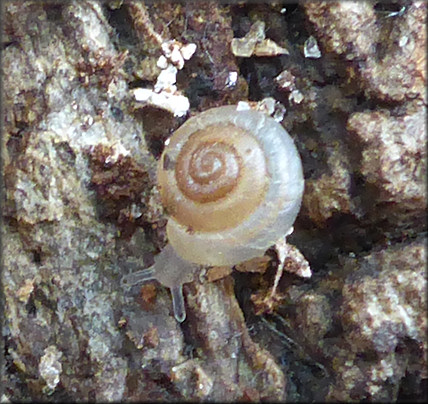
171, 285, 186, 322
121, 266, 156, 288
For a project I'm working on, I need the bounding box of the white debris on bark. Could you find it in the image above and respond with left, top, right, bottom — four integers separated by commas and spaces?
134, 39, 196, 117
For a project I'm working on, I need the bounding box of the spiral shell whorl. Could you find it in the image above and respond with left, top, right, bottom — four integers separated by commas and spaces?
176, 131, 240, 203
158, 105, 304, 266
159, 121, 268, 233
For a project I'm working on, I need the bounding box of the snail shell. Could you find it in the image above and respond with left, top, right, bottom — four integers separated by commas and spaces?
157, 105, 304, 266
122, 105, 304, 322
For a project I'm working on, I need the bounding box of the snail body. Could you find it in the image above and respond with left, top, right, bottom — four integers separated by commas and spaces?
122, 105, 304, 322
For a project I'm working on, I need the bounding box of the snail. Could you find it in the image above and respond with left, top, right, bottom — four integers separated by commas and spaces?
121, 105, 304, 322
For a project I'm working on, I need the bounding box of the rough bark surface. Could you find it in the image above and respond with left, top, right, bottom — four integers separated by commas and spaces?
2, 1, 426, 402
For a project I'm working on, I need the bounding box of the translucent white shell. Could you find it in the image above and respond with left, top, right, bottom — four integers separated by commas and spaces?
159, 105, 304, 266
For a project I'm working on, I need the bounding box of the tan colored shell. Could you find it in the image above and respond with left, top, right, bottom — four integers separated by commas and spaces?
157, 105, 304, 266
